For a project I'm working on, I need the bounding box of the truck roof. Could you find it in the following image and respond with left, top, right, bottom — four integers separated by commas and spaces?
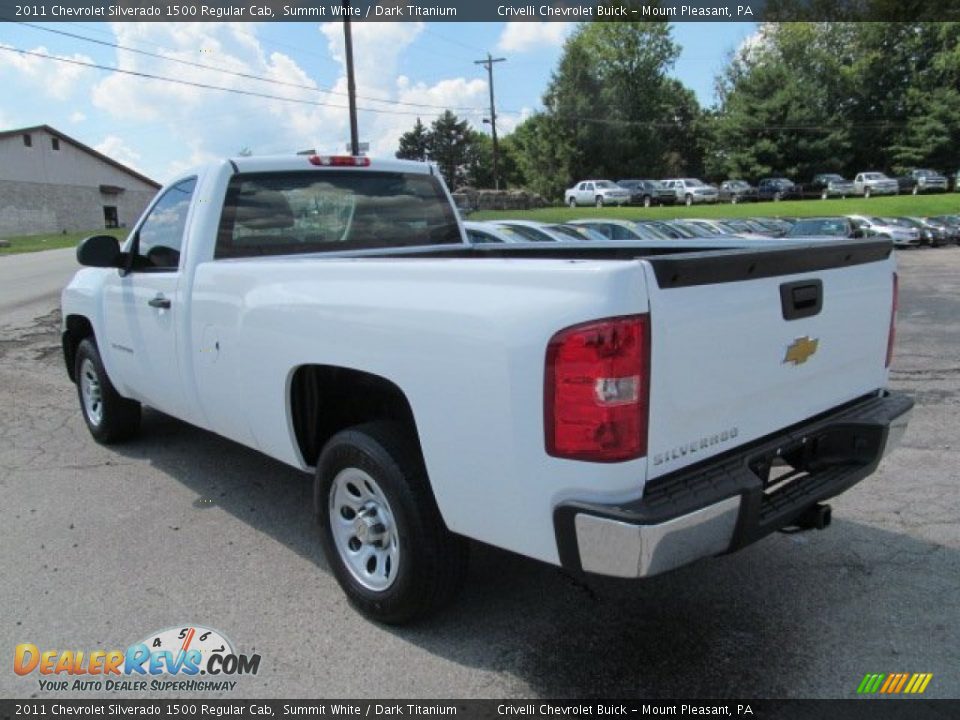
227, 154, 433, 175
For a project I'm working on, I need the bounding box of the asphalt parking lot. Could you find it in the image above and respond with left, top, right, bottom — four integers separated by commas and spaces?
1, 246, 957, 700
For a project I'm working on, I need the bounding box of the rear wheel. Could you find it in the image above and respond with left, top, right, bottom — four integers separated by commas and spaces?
316, 421, 468, 624
684, 194, 693, 207
75, 338, 141, 444
821, 190, 828, 200
730, 195, 738, 205
912, 185, 919, 195
642, 195, 651, 208
773, 192, 782, 202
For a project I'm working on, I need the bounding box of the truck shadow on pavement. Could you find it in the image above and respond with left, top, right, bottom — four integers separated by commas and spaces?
114, 408, 958, 699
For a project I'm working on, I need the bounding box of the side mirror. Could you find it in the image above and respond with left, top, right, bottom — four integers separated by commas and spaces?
77, 235, 122, 268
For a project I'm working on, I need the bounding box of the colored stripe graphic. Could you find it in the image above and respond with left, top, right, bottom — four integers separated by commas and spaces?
858, 673, 932, 694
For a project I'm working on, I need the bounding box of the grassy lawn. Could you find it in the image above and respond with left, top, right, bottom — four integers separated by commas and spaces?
472, 192, 960, 222
0, 228, 128, 256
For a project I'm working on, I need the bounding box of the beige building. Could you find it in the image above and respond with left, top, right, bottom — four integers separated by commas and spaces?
0, 125, 160, 238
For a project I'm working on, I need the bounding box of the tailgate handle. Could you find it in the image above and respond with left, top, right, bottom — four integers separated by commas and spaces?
780, 279, 822, 320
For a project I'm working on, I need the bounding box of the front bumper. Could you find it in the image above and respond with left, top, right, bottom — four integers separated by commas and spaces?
554, 391, 913, 578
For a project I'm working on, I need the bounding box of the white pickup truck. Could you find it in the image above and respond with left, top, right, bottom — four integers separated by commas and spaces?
62, 154, 912, 624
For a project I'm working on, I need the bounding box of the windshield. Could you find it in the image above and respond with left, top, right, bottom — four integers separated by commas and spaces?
727, 181, 748, 189
632, 222, 670, 240
497, 224, 554, 242
863, 173, 886, 180
594, 180, 617, 189
822, 174, 844, 182
787, 219, 849, 237
216, 170, 461, 259
684, 178, 705, 187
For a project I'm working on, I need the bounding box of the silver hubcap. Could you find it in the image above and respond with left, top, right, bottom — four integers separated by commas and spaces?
329, 468, 399, 592
79, 358, 103, 427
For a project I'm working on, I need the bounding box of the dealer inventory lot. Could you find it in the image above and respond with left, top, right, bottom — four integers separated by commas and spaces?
0, 247, 957, 699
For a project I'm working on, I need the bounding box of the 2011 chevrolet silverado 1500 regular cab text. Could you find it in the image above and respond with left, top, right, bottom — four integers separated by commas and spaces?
61, 155, 913, 624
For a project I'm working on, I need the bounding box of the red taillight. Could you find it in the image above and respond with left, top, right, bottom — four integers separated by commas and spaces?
545, 315, 650, 463
308, 155, 371, 167
886, 272, 898, 368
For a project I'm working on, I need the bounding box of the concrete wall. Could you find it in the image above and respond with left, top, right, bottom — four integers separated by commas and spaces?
0, 179, 157, 238
0, 128, 158, 238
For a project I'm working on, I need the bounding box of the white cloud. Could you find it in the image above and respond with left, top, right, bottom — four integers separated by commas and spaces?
496, 106, 533, 136
94, 135, 147, 175
496, 22, 572, 53
69, 111, 86, 123
0, 44, 93, 100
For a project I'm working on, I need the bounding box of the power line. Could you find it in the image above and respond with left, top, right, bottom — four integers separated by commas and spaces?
0, 44, 456, 117
14, 21, 490, 114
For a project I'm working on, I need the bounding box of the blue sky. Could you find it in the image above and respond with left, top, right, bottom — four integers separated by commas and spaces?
0, 21, 755, 183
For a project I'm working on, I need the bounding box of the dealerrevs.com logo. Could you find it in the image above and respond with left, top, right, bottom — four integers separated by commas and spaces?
14, 625, 261, 692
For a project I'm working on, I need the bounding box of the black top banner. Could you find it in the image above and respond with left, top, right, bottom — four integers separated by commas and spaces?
0, 699, 959, 719
4, 0, 960, 23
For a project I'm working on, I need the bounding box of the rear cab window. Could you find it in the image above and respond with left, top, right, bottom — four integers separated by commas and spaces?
215, 170, 461, 259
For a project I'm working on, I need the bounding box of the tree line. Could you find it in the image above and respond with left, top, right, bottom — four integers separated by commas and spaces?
396, 21, 960, 199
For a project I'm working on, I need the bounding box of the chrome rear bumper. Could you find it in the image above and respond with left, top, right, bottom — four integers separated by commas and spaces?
554, 391, 913, 579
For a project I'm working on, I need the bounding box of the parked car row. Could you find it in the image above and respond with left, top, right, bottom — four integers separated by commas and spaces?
564, 168, 960, 207
465, 214, 960, 248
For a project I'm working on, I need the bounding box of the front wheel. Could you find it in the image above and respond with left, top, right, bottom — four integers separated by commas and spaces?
74, 338, 141, 444
730, 195, 738, 205
595, 196, 604, 208
642, 195, 651, 208
567, 197, 577, 208
316, 421, 468, 624
821, 190, 828, 200
912, 185, 919, 196
864, 187, 872, 199
684, 194, 693, 207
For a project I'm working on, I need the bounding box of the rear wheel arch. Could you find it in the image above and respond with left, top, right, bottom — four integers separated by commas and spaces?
289, 364, 424, 472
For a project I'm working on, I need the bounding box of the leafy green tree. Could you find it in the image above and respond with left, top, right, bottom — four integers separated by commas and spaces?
395, 111, 495, 189
396, 118, 429, 162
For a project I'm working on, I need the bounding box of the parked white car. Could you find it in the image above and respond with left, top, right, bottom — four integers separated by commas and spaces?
662, 178, 720, 205
61, 153, 912, 624
853, 172, 899, 198
848, 215, 921, 247
564, 180, 631, 208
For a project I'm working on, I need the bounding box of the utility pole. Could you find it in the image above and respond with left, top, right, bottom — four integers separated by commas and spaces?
474, 53, 506, 190
342, 0, 360, 156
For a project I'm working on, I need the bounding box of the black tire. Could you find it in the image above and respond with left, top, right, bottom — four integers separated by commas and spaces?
568, 197, 577, 208
315, 421, 468, 624
730, 195, 738, 205
773, 192, 782, 202
864, 187, 872, 199
74, 338, 141, 444
685, 194, 693, 207
595, 196, 604, 208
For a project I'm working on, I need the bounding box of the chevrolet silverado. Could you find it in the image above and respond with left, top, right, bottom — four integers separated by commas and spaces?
62, 155, 912, 623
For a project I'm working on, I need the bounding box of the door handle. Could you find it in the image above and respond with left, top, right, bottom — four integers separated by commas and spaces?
148, 295, 171, 309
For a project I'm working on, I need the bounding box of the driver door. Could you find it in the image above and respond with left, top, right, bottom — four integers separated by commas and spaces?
101, 177, 197, 420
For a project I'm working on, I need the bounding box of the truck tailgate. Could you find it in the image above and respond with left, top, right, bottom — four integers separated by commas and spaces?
641, 240, 896, 481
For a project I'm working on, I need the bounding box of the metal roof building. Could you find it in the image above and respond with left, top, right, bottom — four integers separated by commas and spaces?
0, 125, 160, 239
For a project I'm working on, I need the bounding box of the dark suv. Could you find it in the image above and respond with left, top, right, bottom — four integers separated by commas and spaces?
758, 177, 802, 201
616, 179, 676, 207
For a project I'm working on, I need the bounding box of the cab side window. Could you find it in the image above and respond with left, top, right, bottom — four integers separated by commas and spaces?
133, 178, 197, 271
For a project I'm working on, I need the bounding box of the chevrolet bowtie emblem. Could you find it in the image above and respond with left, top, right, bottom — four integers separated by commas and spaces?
784, 336, 819, 365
